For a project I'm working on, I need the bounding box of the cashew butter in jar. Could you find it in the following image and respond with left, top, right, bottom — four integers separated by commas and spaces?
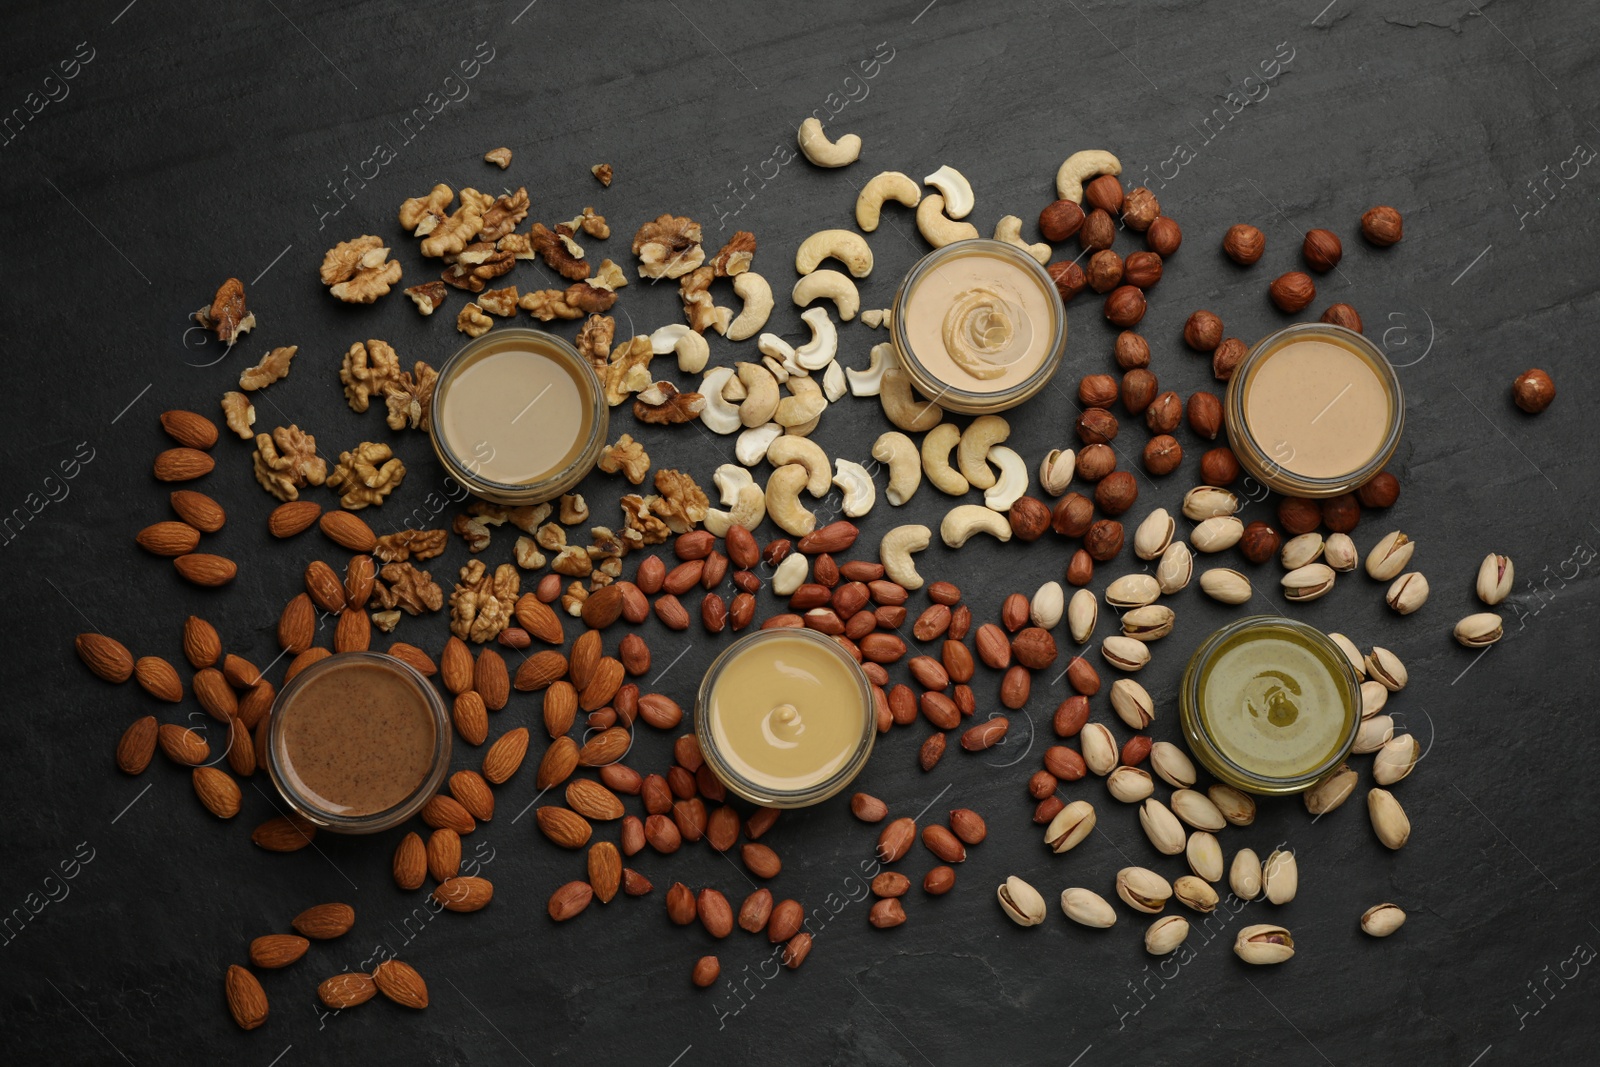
891, 239, 1067, 413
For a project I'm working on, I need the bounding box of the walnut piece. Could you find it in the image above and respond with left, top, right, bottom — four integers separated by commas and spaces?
551, 545, 592, 577
405, 281, 448, 315
565, 282, 616, 315
373, 562, 444, 615
497, 232, 535, 260
452, 513, 492, 553
457, 303, 493, 338
340, 340, 401, 413
220, 391, 255, 439
321, 236, 402, 303
588, 259, 628, 292
620, 493, 670, 546
678, 266, 725, 334
519, 289, 584, 322
399, 184, 453, 235
709, 231, 756, 277
479, 188, 530, 244
371, 609, 402, 633
478, 286, 520, 317
589, 526, 626, 562
565, 207, 610, 240
599, 335, 655, 406
442, 242, 514, 292
421, 199, 486, 258
592, 163, 613, 187
449, 559, 520, 642
327, 441, 406, 509
192, 277, 256, 345
634, 382, 706, 425
558, 494, 589, 525
236, 345, 295, 392
252, 425, 326, 502
529, 223, 591, 281
373, 528, 447, 564
598, 434, 650, 484
513, 536, 546, 570
384, 361, 437, 432
484, 147, 512, 170
632, 214, 704, 279
560, 581, 588, 617
535, 522, 567, 552
576, 314, 615, 362
651, 469, 709, 532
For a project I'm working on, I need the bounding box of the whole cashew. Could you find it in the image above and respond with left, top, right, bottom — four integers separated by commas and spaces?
703, 484, 765, 536
713, 463, 754, 506
766, 436, 830, 496
921, 423, 969, 496
793, 306, 838, 370
737, 362, 780, 427
916, 194, 980, 249
674, 329, 711, 373
879, 524, 932, 590
871, 431, 922, 506
792, 270, 859, 321
795, 229, 873, 278
725, 272, 774, 342
822, 360, 847, 402
700, 366, 742, 434
797, 117, 861, 168
735, 422, 781, 466
940, 504, 1014, 548
957, 414, 1010, 489
993, 216, 1051, 264
924, 165, 975, 219
856, 171, 921, 232
880, 365, 944, 433
1055, 149, 1122, 204
832, 458, 876, 517
766, 463, 818, 536
983, 445, 1028, 511
775, 375, 827, 428
847, 342, 892, 397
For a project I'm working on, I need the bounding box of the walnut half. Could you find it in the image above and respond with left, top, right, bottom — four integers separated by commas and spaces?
327, 441, 406, 509
252, 425, 326, 502
321, 236, 402, 304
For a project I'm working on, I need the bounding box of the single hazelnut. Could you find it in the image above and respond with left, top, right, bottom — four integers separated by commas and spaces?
1212, 337, 1247, 381
1047, 260, 1086, 302
1039, 200, 1086, 242
1143, 436, 1183, 476
1269, 271, 1317, 313
1321, 493, 1361, 533
1200, 446, 1239, 486
1240, 521, 1281, 564
1095, 471, 1138, 515
1084, 520, 1125, 562
1076, 407, 1119, 444
1114, 331, 1151, 369
1122, 187, 1160, 231
1356, 471, 1400, 508
1302, 228, 1343, 272
1084, 175, 1126, 215
1320, 303, 1363, 333
1065, 549, 1095, 586
1145, 391, 1183, 435
1052, 492, 1095, 537
1122, 250, 1163, 289
1512, 368, 1555, 413
1146, 216, 1182, 257
1103, 285, 1147, 328
1222, 224, 1264, 265
1007, 496, 1053, 542
1184, 309, 1224, 352
1277, 497, 1322, 536
1120, 369, 1158, 414
1187, 391, 1222, 439
1074, 444, 1116, 482
1086, 249, 1124, 293
1079, 209, 1116, 252
1361, 205, 1403, 246
1078, 374, 1120, 408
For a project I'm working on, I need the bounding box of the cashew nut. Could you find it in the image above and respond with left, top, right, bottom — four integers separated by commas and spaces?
797, 117, 861, 168
757, 334, 800, 380
766, 463, 817, 536
832, 459, 876, 517
860, 308, 891, 329
856, 171, 920, 231
775, 375, 827, 428
880, 364, 944, 433
924, 165, 975, 219
940, 504, 1013, 548
784, 414, 820, 439
650, 323, 693, 355
821, 360, 847, 402
921, 423, 969, 496
871, 431, 922, 506
772, 551, 809, 596
714, 464, 754, 506
847, 342, 892, 397
725, 272, 774, 342
700, 367, 742, 434
792, 270, 859, 321
983, 446, 1027, 511
993, 215, 1051, 265
795, 229, 873, 278
674, 329, 711, 373
879, 524, 931, 590
957, 414, 1010, 490
766, 436, 830, 496
793, 306, 837, 371
736, 422, 782, 466
722, 374, 746, 401
737, 362, 780, 427
916, 194, 980, 248
1055, 149, 1122, 204
705, 466, 765, 535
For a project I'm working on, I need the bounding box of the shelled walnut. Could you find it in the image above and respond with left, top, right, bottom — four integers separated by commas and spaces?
420, 197, 486, 258
327, 442, 406, 509
632, 214, 704, 279
478, 189, 529, 243
588, 259, 628, 292
252, 425, 326, 502
384, 361, 437, 431
565, 206, 609, 240
192, 277, 255, 344
620, 494, 670, 546
708, 231, 756, 277
558, 494, 589, 525
239, 346, 297, 391
529, 223, 590, 280
404, 281, 448, 315
519, 289, 585, 321
679, 266, 725, 333
448, 560, 519, 642
484, 147, 512, 169
399, 184, 453, 236
373, 529, 447, 564
576, 314, 615, 362
650, 469, 708, 532
598, 434, 649, 484
634, 382, 706, 424
477, 286, 519, 317
457, 303, 493, 337
220, 392, 255, 439
372, 561, 444, 615
598, 336, 655, 406
320, 235, 402, 303
513, 537, 546, 570
339, 340, 401, 413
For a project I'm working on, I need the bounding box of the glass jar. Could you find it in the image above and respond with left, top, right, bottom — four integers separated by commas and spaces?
1223, 322, 1403, 498
891, 238, 1068, 414
428, 327, 609, 506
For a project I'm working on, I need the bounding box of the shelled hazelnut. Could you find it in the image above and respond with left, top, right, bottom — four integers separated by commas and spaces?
1079, 374, 1120, 408
1075, 445, 1116, 482
1122, 187, 1160, 231
1357, 471, 1399, 508
1052, 493, 1094, 537
1084, 175, 1126, 214
1122, 251, 1163, 289
1277, 497, 1321, 535
1184, 310, 1223, 352
1145, 392, 1182, 435
1080, 209, 1116, 251
1512, 368, 1555, 413
1121, 369, 1158, 414
1302, 229, 1343, 272
1047, 261, 1086, 302
1321, 494, 1361, 533
1222, 224, 1264, 265
1200, 447, 1239, 486
1211, 338, 1247, 381
1240, 522, 1281, 564
1143, 436, 1182, 476
1187, 391, 1222, 439
1320, 304, 1363, 332
1039, 200, 1086, 242
1269, 271, 1316, 313
1114, 331, 1151, 370
1104, 286, 1147, 327
1084, 520, 1124, 561
1007, 497, 1052, 541
1076, 408, 1119, 444
1086, 250, 1124, 293
1361, 205, 1403, 246
1146, 217, 1182, 257
1095, 471, 1138, 515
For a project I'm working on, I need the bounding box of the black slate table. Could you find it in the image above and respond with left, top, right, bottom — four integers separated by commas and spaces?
3, 1, 1596, 1063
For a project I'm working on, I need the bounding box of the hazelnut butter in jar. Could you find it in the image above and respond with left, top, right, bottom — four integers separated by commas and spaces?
695, 628, 876, 808
891, 239, 1067, 414
266, 652, 450, 832
428, 327, 609, 505
1224, 322, 1403, 498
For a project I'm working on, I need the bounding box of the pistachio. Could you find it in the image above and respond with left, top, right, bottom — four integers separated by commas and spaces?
1105, 573, 1160, 609
1109, 678, 1155, 729
1360, 679, 1389, 718
1172, 875, 1219, 914
1199, 567, 1253, 605
1139, 797, 1186, 855
1229, 849, 1262, 900
1170, 788, 1226, 832
1150, 741, 1196, 788
1453, 612, 1503, 648
1365, 646, 1407, 691
1207, 784, 1256, 826
1145, 914, 1191, 955
1280, 532, 1324, 570
1121, 604, 1174, 642
1080, 722, 1117, 776
1367, 787, 1410, 850
1156, 541, 1193, 594
1101, 635, 1151, 672
1133, 508, 1175, 560
1385, 572, 1429, 615
1353, 715, 1394, 755
1186, 830, 1224, 883
1067, 588, 1098, 644
1115, 866, 1172, 913
1191, 516, 1244, 553
1234, 924, 1295, 965
1372, 733, 1420, 785
1181, 485, 1238, 521
1060, 887, 1117, 928
1324, 532, 1358, 572
1039, 448, 1075, 497
1475, 553, 1514, 606
1262, 849, 1298, 904
1330, 632, 1366, 679
1282, 563, 1336, 602
1031, 581, 1065, 628
1304, 764, 1358, 814
1360, 902, 1407, 938
1043, 799, 1097, 854
1365, 530, 1414, 581
997, 875, 1047, 926
1107, 765, 1155, 803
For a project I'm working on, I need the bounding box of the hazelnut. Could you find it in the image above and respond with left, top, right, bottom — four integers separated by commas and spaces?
1114, 331, 1151, 369
1183, 309, 1224, 352
1122, 187, 1160, 232
1321, 493, 1361, 533
1320, 303, 1363, 333
1144, 391, 1183, 435
1361, 205, 1403, 246
1277, 497, 1322, 536
1143, 436, 1183, 476
1122, 250, 1163, 289
1047, 261, 1086, 302
1187, 391, 1222, 439
1079, 209, 1116, 251
1120, 369, 1158, 414
1269, 271, 1317, 313
1007, 496, 1053, 542
1240, 521, 1281, 564
1357, 471, 1400, 508
1084, 520, 1124, 562
1076, 407, 1119, 444
1086, 249, 1124, 293
1200, 446, 1239, 486
1065, 549, 1095, 586
1146, 216, 1182, 257
1302, 228, 1343, 272
1078, 374, 1120, 408
1084, 175, 1126, 214
1512, 368, 1555, 413
1222, 224, 1264, 265
1051, 493, 1095, 537
1212, 337, 1247, 381
1075, 444, 1116, 482
1095, 471, 1138, 515
1039, 200, 1086, 242
1103, 285, 1147, 328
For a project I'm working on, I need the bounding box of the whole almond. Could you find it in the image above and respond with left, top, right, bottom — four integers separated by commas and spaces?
393, 832, 427, 889
440, 637, 475, 694
174, 553, 237, 586
453, 691, 488, 745
514, 650, 568, 691
158, 723, 210, 766
137, 521, 201, 557
922, 824, 967, 863
76, 633, 134, 683
768, 899, 805, 943
277, 594, 316, 653
226, 717, 256, 777
250, 933, 309, 969
292, 903, 355, 940
548, 880, 593, 921
237, 682, 274, 730
567, 779, 625, 820
153, 447, 213, 482
543, 680, 578, 738
449, 770, 495, 822
192, 667, 237, 722
388, 642, 437, 676
851, 793, 888, 822
169, 490, 226, 532
182, 616, 221, 668
434, 875, 494, 912
475, 649, 510, 710
222, 653, 262, 689
514, 593, 565, 644
877, 817, 916, 863
344, 555, 375, 609
160, 409, 219, 449
975, 624, 1011, 669
284, 648, 330, 683
225, 965, 268, 1030
588, 841, 622, 903
580, 584, 625, 629
420, 795, 476, 835
578, 657, 624, 711
318, 973, 377, 1010
320, 510, 377, 552
699, 888, 734, 938
268, 500, 322, 538
304, 561, 347, 613
576, 727, 630, 766
252, 814, 316, 852
134, 656, 183, 702
568, 629, 602, 689
427, 828, 461, 882
116, 716, 158, 774
192, 766, 241, 818
742, 842, 782, 879
333, 608, 369, 653
372, 959, 428, 1009
537, 736, 580, 789
482, 727, 529, 784
536, 806, 592, 848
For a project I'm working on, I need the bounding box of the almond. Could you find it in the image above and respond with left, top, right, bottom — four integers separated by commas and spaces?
284, 647, 330, 683
798, 520, 858, 553
580, 584, 625, 628
278, 594, 316, 653
448, 770, 495, 822
741, 842, 782, 879
566, 779, 624, 820
249, 933, 309, 969
76, 633, 133, 683
513, 594, 564, 644
345, 555, 375, 608
637, 693, 683, 730
439, 636, 474, 694
474, 648, 510, 710
420, 795, 475, 835
268, 500, 322, 538
587, 841, 622, 903
153, 447, 213, 482
159, 408, 219, 449
225, 965, 268, 1030
253, 814, 317, 852
319, 510, 377, 552
116, 716, 158, 774
292, 902, 355, 939
536, 805, 593, 849
482, 727, 529, 784
372, 959, 428, 1009
318, 973, 376, 1010
193, 667, 238, 721
136, 520, 201, 557
578, 657, 624, 712
388, 642, 437, 676
548, 880, 593, 921
334, 608, 369, 653
158, 723, 210, 766
576, 726, 629, 766
426, 828, 461, 882
877, 817, 916, 863
192, 766, 241, 818
174, 553, 237, 586
303, 561, 347, 613
134, 656, 183, 702
567, 629, 602, 689
514, 649, 568, 691
542, 680, 578, 738
698, 888, 734, 938
393, 832, 427, 889
182, 616, 221, 668
226, 717, 257, 777
222, 653, 262, 689
434, 875, 494, 912
537, 736, 580, 789
169, 489, 225, 532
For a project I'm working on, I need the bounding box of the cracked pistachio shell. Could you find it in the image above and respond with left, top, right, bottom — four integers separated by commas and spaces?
1280, 532, 1325, 570
1360, 679, 1388, 718
1067, 588, 1098, 645
1134, 508, 1175, 560
997, 875, 1047, 926
1109, 678, 1155, 729
1324, 532, 1357, 572
1043, 799, 1097, 854
1199, 567, 1252, 605
1060, 887, 1117, 928
1031, 580, 1065, 628
1156, 541, 1193, 594
1372, 733, 1420, 785
1385, 572, 1429, 615
1150, 741, 1196, 788
1229, 849, 1262, 900
1282, 563, 1336, 602
1262, 849, 1298, 904
1145, 914, 1191, 955
1365, 530, 1415, 581
1453, 612, 1503, 648
1185, 830, 1224, 883
1101, 635, 1151, 672
1173, 875, 1220, 914
1182, 485, 1238, 521
1191, 516, 1244, 553
1121, 604, 1174, 642
1476, 553, 1513, 606
1170, 788, 1226, 832
1116, 866, 1172, 914
1080, 723, 1117, 776
1330, 632, 1366, 679
1105, 573, 1160, 609
1353, 715, 1394, 755
1367, 788, 1410, 850
1107, 765, 1155, 804
1139, 797, 1187, 856
1365, 647, 1407, 691
1206, 784, 1256, 826
1361, 903, 1407, 938
1304, 764, 1358, 815
1039, 448, 1075, 496
1234, 924, 1295, 965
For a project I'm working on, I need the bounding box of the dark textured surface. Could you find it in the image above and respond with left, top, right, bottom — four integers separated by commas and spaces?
2, 1, 1596, 1063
